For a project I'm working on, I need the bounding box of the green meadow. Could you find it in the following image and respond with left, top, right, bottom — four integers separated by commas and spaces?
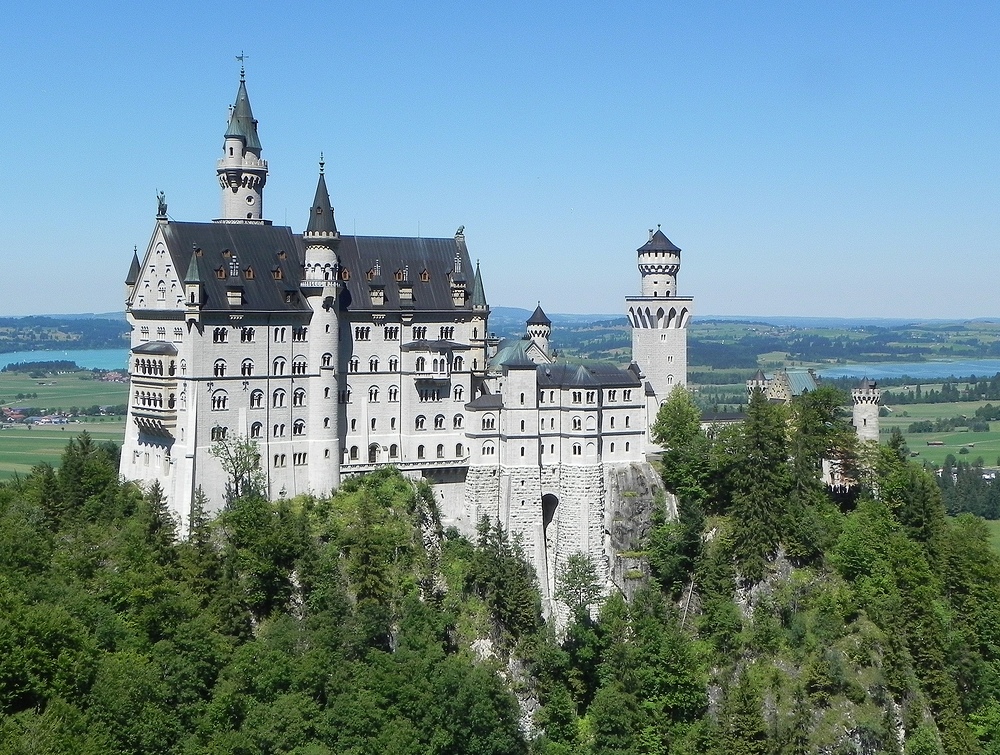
0, 370, 128, 478
878, 399, 1000, 467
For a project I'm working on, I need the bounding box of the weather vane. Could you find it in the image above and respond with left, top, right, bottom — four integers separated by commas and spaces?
236, 51, 249, 79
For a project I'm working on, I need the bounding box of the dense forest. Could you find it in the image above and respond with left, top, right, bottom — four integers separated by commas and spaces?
3, 388, 1000, 752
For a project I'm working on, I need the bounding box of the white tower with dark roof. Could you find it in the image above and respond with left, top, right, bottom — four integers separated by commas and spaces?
852, 378, 881, 442
216, 69, 268, 223
625, 227, 694, 444
526, 304, 552, 358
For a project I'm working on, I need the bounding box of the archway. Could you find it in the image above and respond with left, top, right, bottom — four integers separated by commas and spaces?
541, 494, 559, 598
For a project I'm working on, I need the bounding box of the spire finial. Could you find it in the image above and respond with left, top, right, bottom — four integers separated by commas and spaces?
319, 152, 325, 175
236, 52, 249, 81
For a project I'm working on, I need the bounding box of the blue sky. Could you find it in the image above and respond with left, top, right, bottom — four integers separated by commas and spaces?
2, 1, 998, 318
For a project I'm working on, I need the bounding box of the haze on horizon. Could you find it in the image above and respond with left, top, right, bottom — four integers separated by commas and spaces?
1, 1, 997, 320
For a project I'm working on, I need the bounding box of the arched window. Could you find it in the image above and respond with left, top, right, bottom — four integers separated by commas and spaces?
272, 357, 286, 376
272, 424, 286, 437
350, 446, 359, 461
388, 385, 399, 402
482, 442, 495, 456
211, 426, 228, 441
573, 443, 582, 456
417, 445, 425, 459
349, 357, 359, 373
453, 385, 464, 401
211, 390, 228, 411
213, 359, 227, 377
272, 389, 286, 408
369, 357, 379, 372
389, 444, 399, 458
453, 414, 463, 429
250, 390, 263, 408
213, 327, 227, 343
456, 443, 464, 457
610, 417, 615, 428
434, 415, 445, 430
293, 388, 306, 407
416, 357, 426, 372
241, 327, 255, 343
241, 359, 254, 376
371, 418, 377, 431
573, 417, 582, 430
454, 356, 463, 371
520, 420, 525, 431
520, 392, 525, 405
482, 414, 496, 430
368, 444, 380, 464
250, 422, 262, 438
157, 281, 166, 301
436, 444, 445, 459
415, 415, 426, 430
293, 419, 305, 436
323, 417, 330, 428
388, 356, 399, 372
369, 386, 379, 402
292, 358, 307, 375
625, 416, 631, 428
322, 352, 332, 368
610, 442, 615, 452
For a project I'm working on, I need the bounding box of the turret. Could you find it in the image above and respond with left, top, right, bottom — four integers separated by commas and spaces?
215, 68, 268, 223
852, 377, 881, 443
125, 247, 140, 305
637, 226, 681, 298
470, 261, 490, 372
184, 249, 203, 325
526, 304, 551, 357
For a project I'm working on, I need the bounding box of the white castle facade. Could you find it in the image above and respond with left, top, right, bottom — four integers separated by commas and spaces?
120, 74, 692, 600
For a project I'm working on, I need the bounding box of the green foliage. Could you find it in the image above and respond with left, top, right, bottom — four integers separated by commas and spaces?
555, 552, 603, 619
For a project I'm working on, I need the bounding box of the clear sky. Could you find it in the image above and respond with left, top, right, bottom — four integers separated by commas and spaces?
2, 1, 998, 319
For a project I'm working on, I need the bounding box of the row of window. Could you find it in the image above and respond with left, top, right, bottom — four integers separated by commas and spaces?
346, 356, 464, 373
340, 385, 465, 404
414, 415, 464, 430
134, 358, 175, 377
476, 414, 631, 432
210, 357, 311, 378
345, 442, 466, 463
138, 326, 181, 341
211, 326, 307, 344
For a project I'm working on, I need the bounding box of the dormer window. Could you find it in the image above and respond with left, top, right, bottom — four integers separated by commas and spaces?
420, 269, 430, 282
216, 267, 226, 279
395, 269, 405, 282
222, 249, 232, 259
272, 267, 283, 280
366, 268, 376, 281
341, 268, 351, 281
277, 250, 287, 261
244, 267, 255, 280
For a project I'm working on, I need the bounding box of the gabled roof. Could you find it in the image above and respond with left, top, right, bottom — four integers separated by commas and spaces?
224, 76, 262, 152
536, 363, 642, 389
785, 370, 819, 396
527, 304, 551, 326
465, 392, 503, 411
132, 341, 178, 356
335, 235, 474, 312
856, 377, 878, 390
637, 228, 680, 253
156, 221, 308, 312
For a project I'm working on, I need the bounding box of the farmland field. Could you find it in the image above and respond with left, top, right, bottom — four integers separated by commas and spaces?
878, 399, 1000, 467
0, 421, 126, 479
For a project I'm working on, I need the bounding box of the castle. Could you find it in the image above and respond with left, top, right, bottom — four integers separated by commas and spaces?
119, 72, 691, 601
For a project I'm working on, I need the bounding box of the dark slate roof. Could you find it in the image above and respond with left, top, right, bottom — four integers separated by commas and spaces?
400, 339, 472, 352
126, 250, 141, 285
334, 235, 473, 313
160, 221, 309, 312
132, 341, 178, 356
637, 228, 681, 253
470, 262, 487, 308
856, 377, 878, 389
527, 304, 551, 326
466, 392, 503, 411
225, 77, 262, 152
502, 350, 537, 370
537, 363, 641, 389
750, 369, 766, 382
305, 170, 338, 236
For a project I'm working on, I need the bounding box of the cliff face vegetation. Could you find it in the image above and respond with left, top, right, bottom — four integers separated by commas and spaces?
3, 402, 1000, 754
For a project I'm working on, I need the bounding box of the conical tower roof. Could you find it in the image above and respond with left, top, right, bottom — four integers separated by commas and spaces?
637, 228, 681, 253
471, 261, 487, 308
184, 252, 201, 284
224, 74, 262, 152
527, 304, 551, 326
125, 249, 140, 285
305, 162, 338, 236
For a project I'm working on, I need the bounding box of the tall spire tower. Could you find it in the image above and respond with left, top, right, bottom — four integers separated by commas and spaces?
215, 67, 269, 224
625, 226, 694, 446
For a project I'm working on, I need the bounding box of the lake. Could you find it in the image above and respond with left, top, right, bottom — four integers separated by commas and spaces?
818, 359, 1000, 381
0, 348, 129, 371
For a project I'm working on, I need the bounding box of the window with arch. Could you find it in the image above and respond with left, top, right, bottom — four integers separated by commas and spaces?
292, 358, 307, 375
572, 443, 582, 456
371, 418, 377, 431
415, 415, 426, 430
322, 352, 333, 368
388, 385, 399, 402
274, 327, 286, 342
625, 441, 630, 452
180, 360, 187, 375
157, 281, 166, 301
623, 389, 632, 401
482, 414, 496, 430
415, 357, 426, 372
241, 327, 255, 343
388, 356, 399, 372
350, 419, 357, 431
324, 387, 330, 399
520, 420, 525, 431
625, 416, 631, 428
436, 444, 445, 459
349, 446, 359, 461
520, 392, 525, 405
456, 443, 464, 457
293, 419, 305, 436
211, 426, 228, 441
293, 388, 306, 407
453, 385, 464, 401
610, 442, 616, 452
453, 356, 463, 371
369, 386, 379, 402
434, 414, 445, 430
250, 422, 262, 439
323, 417, 330, 428
273, 424, 286, 437
349, 357, 359, 373
417, 445, 425, 459
482, 442, 495, 456
273, 454, 287, 467
272, 357, 286, 376
250, 390, 263, 408
572, 416, 582, 431
272, 389, 286, 408
453, 414, 464, 429
211, 390, 228, 411
213, 359, 227, 377
354, 326, 371, 341
389, 444, 399, 458
241, 359, 254, 376
369, 357, 379, 372
390, 417, 397, 430
213, 327, 228, 343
